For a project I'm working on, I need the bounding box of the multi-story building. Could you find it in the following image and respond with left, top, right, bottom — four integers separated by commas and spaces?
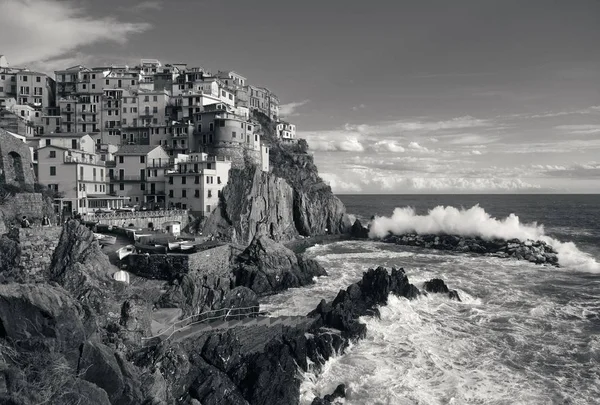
276, 121, 297, 142
110, 145, 171, 208
248, 85, 279, 120
36, 136, 126, 215
165, 153, 231, 216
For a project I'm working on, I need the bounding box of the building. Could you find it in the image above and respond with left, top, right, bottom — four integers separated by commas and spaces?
0, 59, 55, 112
276, 121, 297, 142
165, 153, 231, 216
110, 144, 171, 208
248, 85, 279, 120
36, 138, 125, 215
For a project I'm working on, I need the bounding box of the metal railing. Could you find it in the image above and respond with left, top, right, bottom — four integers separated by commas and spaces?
82, 209, 187, 219
142, 305, 270, 343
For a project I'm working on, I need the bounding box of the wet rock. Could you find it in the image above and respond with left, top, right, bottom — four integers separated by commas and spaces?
350, 219, 369, 239
234, 234, 327, 296
382, 233, 560, 267
119, 295, 152, 345
312, 383, 346, 404
423, 278, 462, 301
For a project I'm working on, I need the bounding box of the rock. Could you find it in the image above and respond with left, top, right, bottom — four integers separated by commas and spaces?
56, 379, 111, 405
219, 287, 259, 315
0, 283, 89, 363
78, 341, 125, 403
424, 278, 462, 301
47, 220, 122, 318
234, 234, 327, 295
381, 233, 560, 267
312, 383, 346, 404
350, 219, 369, 239
119, 296, 152, 344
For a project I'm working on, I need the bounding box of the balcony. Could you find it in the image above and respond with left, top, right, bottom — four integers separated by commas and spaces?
110, 175, 145, 182
143, 190, 166, 196
147, 161, 172, 168
65, 156, 104, 166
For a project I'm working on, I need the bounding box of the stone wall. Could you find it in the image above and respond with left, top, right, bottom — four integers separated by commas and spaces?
0, 128, 36, 186
16, 226, 62, 280
127, 245, 233, 281
0, 193, 55, 234
83, 210, 189, 229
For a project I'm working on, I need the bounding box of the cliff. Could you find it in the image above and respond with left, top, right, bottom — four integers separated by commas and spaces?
204, 139, 351, 246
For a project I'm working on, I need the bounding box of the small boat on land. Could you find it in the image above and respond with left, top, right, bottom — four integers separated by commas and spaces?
135, 243, 168, 254
113, 270, 130, 284
168, 242, 181, 251
93, 233, 116, 245
134, 233, 153, 242
179, 243, 195, 251
117, 245, 135, 260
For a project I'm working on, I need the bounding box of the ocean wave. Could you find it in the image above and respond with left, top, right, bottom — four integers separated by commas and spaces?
368, 205, 600, 272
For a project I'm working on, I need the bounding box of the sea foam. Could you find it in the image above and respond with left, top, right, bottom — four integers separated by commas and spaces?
368, 205, 600, 272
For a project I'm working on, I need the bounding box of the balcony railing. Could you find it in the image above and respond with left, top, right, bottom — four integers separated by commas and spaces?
65, 156, 104, 165
143, 190, 166, 195
147, 161, 172, 168
110, 175, 145, 181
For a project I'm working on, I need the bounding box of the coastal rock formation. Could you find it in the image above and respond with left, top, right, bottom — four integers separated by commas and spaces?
350, 219, 369, 239
382, 233, 559, 266
234, 234, 326, 296
139, 266, 420, 405
203, 166, 298, 245
311, 384, 346, 405
204, 139, 351, 246
423, 278, 461, 301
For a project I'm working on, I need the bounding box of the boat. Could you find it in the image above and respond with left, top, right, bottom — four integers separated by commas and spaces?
134, 233, 153, 242
168, 242, 181, 251
117, 245, 135, 260
93, 233, 116, 245
179, 243, 195, 252
113, 270, 130, 284
135, 243, 168, 254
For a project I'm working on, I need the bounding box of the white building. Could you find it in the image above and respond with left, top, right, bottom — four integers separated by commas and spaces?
276, 121, 296, 142
37, 143, 125, 215
110, 144, 171, 208
165, 153, 231, 216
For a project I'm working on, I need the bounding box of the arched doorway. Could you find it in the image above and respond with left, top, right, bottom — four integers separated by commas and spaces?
7, 151, 25, 183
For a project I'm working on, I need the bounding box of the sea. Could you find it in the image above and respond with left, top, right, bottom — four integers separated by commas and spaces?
260, 194, 600, 405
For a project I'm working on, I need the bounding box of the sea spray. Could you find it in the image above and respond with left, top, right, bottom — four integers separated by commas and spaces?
369, 205, 599, 272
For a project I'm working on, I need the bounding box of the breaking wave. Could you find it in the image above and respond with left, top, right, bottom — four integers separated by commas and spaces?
369, 205, 600, 272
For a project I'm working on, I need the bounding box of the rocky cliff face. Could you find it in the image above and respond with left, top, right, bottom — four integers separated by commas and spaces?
234, 234, 327, 296
203, 134, 351, 246
203, 165, 298, 245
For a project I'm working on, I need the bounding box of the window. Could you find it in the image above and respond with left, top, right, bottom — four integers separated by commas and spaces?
181, 177, 186, 185
50, 166, 56, 176
153, 118, 158, 124
94, 185, 97, 192
140, 156, 145, 164
153, 106, 158, 113
206, 205, 211, 212
195, 176, 200, 184
217, 176, 221, 184
131, 80, 135, 85
144, 96, 149, 102
182, 190, 186, 198
49, 150, 56, 158
120, 183, 124, 190
106, 79, 110, 85
168, 177, 173, 184
141, 183, 145, 191
209, 123, 214, 131
123, 107, 127, 113
153, 96, 157, 102
195, 190, 200, 198
119, 156, 124, 164
208, 190, 212, 198
206, 176, 210, 184
232, 131, 236, 138
198, 124, 202, 132
219, 120, 225, 127
22, 76, 27, 82
0, 87, 3, 92
228, 93, 233, 100
36, 76, 41, 82
169, 190, 173, 198
45, 139, 51, 146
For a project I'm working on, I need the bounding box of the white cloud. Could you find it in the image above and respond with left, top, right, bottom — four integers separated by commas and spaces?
372, 140, 405, 153
555, 124, 600, 135
471, 150, 482, 155
527, 106, 600, 119
321, 173, 362, 193
279, 100, 310, 117
352, 104, 366, 111
346, 115, 490, 135
407, 142, 434, 153
0, 0, 150, 66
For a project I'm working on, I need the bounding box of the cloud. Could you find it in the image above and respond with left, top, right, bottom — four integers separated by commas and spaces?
527, 106, 600, 119
555, 124, 600, 135
407, 142, 433, 153
320, 173, 362, 193
130, 0, 163, 12
471, 150, 482, 155
372, 140, 405, 153
352, 104, 366, 111
346, 115, 490, 135
279, 100, 310, 117
0, 0, 150, 66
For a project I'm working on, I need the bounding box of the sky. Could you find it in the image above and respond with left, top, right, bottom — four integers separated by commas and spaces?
1, 0, 599, 193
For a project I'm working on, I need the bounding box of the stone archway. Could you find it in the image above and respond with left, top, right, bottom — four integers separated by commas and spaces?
7, 151, 25, 183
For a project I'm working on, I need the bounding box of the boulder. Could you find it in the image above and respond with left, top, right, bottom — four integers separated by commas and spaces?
119, 295, 152, 344
0, 283, 89, 362
423, 278, 461, 301
350, 219, 369, 239
234, 234, 327, 295
312, 383, 346, 404
78, 341, 125, 403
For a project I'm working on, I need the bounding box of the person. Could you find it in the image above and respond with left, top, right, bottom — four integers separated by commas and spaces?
20, 216, 31, 228
41, 215, 50, 226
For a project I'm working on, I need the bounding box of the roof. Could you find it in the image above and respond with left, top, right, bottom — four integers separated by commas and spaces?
115, 145, 163, 156
37, 145, 70, 151
39, 132, 90, 138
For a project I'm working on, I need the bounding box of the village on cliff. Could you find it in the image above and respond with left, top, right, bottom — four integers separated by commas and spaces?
0, 54, 298, 217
